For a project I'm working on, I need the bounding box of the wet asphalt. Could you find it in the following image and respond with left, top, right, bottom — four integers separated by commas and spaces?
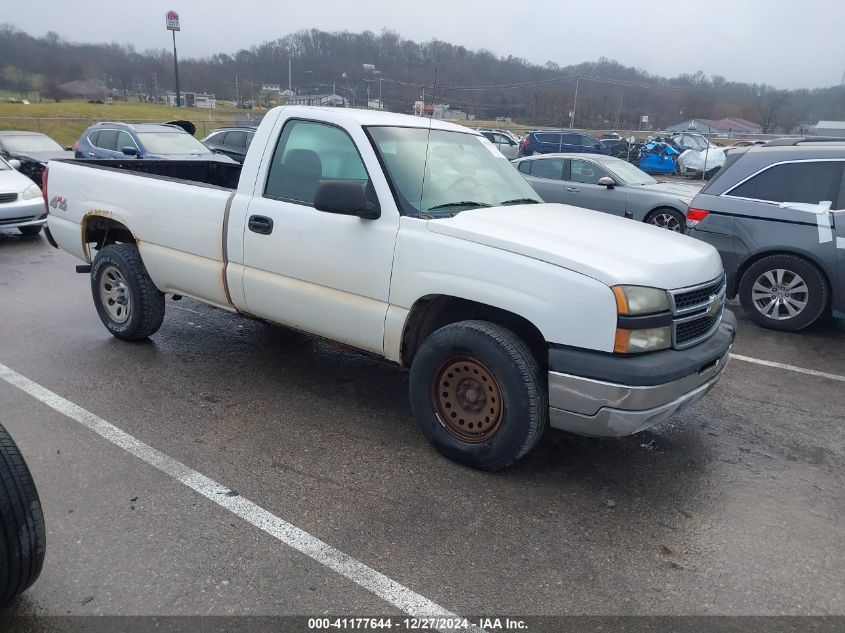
0, 230, 843, 620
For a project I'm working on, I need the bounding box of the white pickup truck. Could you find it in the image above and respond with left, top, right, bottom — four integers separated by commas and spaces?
44, 106, 735, 470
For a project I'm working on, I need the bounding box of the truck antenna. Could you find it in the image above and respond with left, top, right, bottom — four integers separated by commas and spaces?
418, 67, 438, 215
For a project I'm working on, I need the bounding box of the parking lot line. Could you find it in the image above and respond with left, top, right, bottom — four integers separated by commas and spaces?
0, 361, 482, 632
730, 354, 845, 382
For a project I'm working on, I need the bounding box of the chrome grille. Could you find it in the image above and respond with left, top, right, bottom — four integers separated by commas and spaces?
668, 275, 726, 349
0, 192, 18, 204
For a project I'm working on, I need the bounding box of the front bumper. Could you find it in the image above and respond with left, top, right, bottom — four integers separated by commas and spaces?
0, 196, 46, 230
548, 311, 735, 437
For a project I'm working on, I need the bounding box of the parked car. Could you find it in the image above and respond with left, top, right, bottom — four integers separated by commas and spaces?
0, 131, 73, 186
0, 156, 47, 235
514, 153, 700, 231
518, 130, 612, 157
44, 106, 733, 471
475, 128, 520, 159
686, 138, 845, 331
74, 122, 236, 163
201, 126, 257, 163
599, 137, 627, 153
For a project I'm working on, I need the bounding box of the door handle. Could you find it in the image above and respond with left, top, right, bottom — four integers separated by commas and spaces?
248, 215, 274, 235
88, 152, 96, 157
566, 187, 580, 192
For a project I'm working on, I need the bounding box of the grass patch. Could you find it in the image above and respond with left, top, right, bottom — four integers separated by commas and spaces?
0, 100, 256, 145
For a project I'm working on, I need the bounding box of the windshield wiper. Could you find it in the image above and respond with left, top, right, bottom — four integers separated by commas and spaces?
427, 201, 491, 211
500, 198, 541, 206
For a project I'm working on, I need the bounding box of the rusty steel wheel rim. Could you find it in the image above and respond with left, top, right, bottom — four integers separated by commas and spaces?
431, 357, 503, 443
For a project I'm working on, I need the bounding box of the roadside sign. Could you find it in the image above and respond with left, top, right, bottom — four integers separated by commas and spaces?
641, 115, 649, 123
166, 10, 180, 31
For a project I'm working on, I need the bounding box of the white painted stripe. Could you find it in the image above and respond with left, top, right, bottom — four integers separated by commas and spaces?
0, 362, 482, 632
730, 354, 845, 382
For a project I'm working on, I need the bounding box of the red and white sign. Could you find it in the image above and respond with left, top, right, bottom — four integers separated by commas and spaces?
166, 10, 180, 31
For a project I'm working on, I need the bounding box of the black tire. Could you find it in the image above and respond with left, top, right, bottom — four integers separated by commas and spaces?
90, 243, 165, 341
0, 422, 46, 608
17, 225, 42, 237
645, 207, 686, 232
409, 321, 547, 471
738, 254, 829, 331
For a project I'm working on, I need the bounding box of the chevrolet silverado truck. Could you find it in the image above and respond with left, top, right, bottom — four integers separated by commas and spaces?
44, 106, 735, 470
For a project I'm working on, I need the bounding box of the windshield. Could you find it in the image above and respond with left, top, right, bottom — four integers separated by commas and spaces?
137, 132, 211, 155
368, 126, 541, 217
2, 134, 64, 153
604, 160, 657, 185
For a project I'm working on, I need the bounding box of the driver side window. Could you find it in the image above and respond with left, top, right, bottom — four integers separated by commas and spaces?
265, 119, 370, 205
570, 159, 608, 185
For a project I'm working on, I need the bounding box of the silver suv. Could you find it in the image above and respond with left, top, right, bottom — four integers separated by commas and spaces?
686, 139, 844, 331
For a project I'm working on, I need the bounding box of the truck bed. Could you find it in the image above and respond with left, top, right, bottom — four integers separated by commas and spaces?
66, 159, 242, 190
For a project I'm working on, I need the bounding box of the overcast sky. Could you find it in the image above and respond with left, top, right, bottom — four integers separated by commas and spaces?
5, 0, 842, 89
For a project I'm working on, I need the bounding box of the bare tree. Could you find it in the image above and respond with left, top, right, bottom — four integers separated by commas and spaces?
757, 89, 789, 134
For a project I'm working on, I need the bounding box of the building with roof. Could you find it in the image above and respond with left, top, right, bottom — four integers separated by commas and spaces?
57, 79, 123, 101
814, 121, 845, 137
666, 117, 762, 136
286, 93, 349, 107
165, 92, 217, 108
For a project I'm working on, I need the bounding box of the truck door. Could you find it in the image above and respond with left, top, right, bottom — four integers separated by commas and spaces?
239, 116, 399, 354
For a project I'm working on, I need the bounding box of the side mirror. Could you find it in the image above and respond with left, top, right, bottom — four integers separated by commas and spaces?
314, 180, 380, 220
598, 176, 616, 188
8, 159, 21, 169
121, 146, 139, 156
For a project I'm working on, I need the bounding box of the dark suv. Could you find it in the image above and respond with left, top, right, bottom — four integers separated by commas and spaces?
75, 122, 235, 163
201, 126, 257, 164
518, 130, 611, 157
686, 139, 845, 331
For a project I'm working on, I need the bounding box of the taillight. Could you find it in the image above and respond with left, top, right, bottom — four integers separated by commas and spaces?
72, 140, 80, 152
520, 138, 529, 147
686, 208, 710, 228
42, 167, 49, 213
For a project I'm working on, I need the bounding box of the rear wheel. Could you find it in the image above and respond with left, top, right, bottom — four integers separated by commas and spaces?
409, 321, 546, 471
90, 244, 165, 341
645, 208, 685, 232
0, 422, 46, 607
17, 225, 42, 237
738, 254, 828, 331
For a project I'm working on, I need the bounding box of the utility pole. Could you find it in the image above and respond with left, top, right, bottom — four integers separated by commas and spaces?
165, 10, 182, 107
570, 76, 579, 129
235, 74, 239, 104
153, 72, 159, 103
288, 57, 292, 92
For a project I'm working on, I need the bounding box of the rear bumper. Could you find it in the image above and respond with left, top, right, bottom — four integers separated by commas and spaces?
547, 311, 735, 437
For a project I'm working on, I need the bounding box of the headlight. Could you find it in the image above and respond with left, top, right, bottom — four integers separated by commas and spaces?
614, 326, 672, 353
611, 285, 670, 315
22, 184, 41, 200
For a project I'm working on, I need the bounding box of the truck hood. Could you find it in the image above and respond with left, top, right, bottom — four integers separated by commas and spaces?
427, 204, 723, 290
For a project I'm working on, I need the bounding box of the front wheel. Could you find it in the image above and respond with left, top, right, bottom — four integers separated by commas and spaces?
646, 208, 685, 232
90, 243, 165, 341
738, 255, 829, 331
409, 321, 547, 471
0, 422, 46, 607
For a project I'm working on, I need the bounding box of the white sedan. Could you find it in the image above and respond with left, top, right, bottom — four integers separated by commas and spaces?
0, 157, 46, 236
